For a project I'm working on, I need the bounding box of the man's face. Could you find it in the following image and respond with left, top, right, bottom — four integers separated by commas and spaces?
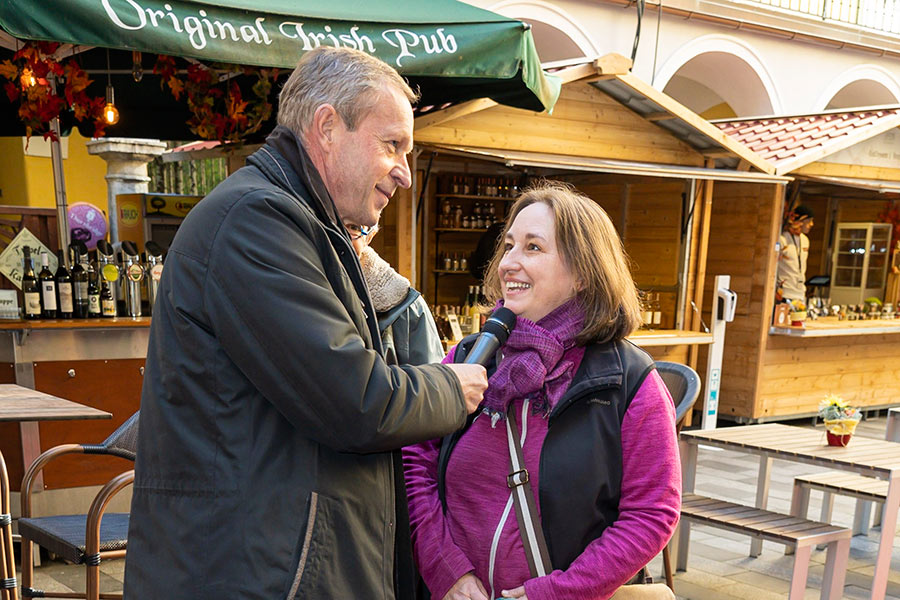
322, 85, 413, 228
788, 215, 814, 235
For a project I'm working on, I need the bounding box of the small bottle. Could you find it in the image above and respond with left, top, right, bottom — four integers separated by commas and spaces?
640, 291, 652, 329
101, 278, 117, 317
443, 253, 451, 271
87, 270, 101, 317
454, 205, 462, 229
462, 215, 470, 229
22, 247, 41, 320
652, 293, 662, 328
460, 255, 468, 271
39, 252, 57, 318
452, 253, 460, 271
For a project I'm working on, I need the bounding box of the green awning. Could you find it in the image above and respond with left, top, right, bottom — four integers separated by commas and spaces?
0, 0, 559, 113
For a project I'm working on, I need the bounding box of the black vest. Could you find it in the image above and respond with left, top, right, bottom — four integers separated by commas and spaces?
437, 335, 655, 570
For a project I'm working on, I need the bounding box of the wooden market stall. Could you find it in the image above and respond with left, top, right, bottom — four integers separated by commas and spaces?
704, 108, 900, 421
407, 54, 783, 368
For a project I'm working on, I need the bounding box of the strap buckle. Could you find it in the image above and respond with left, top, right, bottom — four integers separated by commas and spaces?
507, 468, 529, 488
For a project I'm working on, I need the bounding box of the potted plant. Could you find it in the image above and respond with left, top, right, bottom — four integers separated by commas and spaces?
789, 299, 807, 326
818, 394, 862, 446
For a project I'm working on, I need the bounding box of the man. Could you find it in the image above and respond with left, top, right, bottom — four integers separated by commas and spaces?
124, 47, 487, 599
777, 204, 814, 304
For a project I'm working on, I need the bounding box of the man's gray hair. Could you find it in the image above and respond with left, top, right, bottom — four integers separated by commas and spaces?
278, 47, 418, 137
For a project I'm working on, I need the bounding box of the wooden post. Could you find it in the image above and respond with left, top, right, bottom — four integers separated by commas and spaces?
687, 165, 716, 372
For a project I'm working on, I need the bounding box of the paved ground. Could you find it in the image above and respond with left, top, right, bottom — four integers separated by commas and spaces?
13, 414, 900, 599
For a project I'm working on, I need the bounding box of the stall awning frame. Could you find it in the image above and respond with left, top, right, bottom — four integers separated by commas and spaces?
414, 55, 777, 175
422, 144, 791, 183
798, 174, 900, 194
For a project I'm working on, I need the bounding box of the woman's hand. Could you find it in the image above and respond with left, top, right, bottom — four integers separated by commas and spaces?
500, 585, 528, 599
442, 573, 490, 600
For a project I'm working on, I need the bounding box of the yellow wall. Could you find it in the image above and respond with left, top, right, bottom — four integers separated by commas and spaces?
0, 131, 108, 213
0, 137, 28, 206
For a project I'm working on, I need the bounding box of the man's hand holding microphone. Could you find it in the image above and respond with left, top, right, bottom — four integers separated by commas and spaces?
444, 307, 516, 414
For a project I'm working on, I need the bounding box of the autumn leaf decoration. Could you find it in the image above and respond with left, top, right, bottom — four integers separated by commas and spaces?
154, 55, 277, 146
0, 41, 107, 140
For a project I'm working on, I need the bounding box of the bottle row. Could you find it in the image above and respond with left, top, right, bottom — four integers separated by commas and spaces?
438, 252, 470, 272
442, 175, 522, 198
20, 240, 164, 320
439, 200, 503, 229
639, 291, 664, 329
431, 285, 488, 343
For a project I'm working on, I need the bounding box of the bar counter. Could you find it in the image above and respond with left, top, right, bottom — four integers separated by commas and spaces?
0, 318, 148, 519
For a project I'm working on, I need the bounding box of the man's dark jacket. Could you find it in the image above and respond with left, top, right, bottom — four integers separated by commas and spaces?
124, 126, 466, 599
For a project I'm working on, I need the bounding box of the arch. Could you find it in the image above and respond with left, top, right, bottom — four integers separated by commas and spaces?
655, 35, 781, 117
813, 65, 900, 111
487, 0, 600, 61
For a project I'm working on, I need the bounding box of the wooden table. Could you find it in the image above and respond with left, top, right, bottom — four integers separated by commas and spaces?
0, 385, 110, 600
678, 423, 900, 600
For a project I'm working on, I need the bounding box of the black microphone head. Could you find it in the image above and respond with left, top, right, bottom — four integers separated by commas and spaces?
482, 307, 517, 344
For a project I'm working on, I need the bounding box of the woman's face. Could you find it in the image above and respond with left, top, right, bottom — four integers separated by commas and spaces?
498, 202, 579, 323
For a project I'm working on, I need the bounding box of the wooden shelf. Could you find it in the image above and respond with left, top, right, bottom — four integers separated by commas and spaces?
433, 270, 473, 275
628, 329, 714, 347
435, 227, 490, 233
436, 193, 515, 201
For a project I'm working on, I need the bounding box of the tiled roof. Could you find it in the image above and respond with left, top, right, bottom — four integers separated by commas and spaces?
713, 108, 900, 171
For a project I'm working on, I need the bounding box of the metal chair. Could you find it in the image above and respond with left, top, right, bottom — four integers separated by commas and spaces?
18, 412, 138, 600
1, 451, 17, 600
654, 361, 701, 591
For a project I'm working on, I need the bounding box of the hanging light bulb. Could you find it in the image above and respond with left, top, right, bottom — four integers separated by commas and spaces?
104, 48, 119, 125
22, 68, 36, 88
132, 50, 143, 82
104, 84, 120, 125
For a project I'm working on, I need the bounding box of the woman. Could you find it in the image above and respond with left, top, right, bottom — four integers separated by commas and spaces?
403, 182, 681, 600
345, 221, 445, 366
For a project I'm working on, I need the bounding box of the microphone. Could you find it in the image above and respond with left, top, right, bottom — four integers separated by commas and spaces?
464, 307, 517, 366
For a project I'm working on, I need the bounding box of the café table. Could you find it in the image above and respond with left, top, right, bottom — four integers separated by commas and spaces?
0, 384, 111, 600
677, 423, 900, 600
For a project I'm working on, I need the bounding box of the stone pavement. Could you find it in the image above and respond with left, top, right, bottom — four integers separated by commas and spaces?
14, 415, 900, 598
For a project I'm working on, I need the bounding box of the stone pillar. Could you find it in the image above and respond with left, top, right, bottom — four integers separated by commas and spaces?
86, 138, 167, 243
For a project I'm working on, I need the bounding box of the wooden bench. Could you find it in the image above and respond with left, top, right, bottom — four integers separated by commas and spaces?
680, 493, 851, 599
792, 410, 899, 537
792, 472, 890, 536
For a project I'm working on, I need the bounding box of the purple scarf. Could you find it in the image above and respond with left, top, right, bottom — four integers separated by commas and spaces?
481, 298, 586, 418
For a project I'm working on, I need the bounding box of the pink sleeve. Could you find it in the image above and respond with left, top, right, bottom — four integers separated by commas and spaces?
523, 370, 682, 600
401, 344, 475, 599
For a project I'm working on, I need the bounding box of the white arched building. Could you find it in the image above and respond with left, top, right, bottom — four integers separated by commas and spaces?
467, 0, 900, 117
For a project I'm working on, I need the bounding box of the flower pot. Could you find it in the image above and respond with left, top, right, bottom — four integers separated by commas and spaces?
790, 311, 807, 326
826, 431, 852, 447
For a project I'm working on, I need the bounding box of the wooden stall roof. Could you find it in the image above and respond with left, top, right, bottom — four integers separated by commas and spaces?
714, 107, 900, 176
414, 54, 776, 176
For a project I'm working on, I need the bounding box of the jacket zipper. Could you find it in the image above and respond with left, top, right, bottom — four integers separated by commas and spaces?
488, 400, 529, 598
287, 492, 319, 599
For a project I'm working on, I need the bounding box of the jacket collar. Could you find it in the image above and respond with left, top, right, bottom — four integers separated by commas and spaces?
250, 125, 345, 236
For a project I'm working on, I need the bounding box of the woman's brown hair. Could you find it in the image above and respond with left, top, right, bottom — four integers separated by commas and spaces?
482, 181, 643, 345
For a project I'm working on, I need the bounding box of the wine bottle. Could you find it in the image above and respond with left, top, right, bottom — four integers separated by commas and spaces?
55, 249, 74, 319
87, 250, 101, 318
39, 252, 57, 318
22, 247, 41, 320
70, 245, 89, 318
652, 293, 662, 328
